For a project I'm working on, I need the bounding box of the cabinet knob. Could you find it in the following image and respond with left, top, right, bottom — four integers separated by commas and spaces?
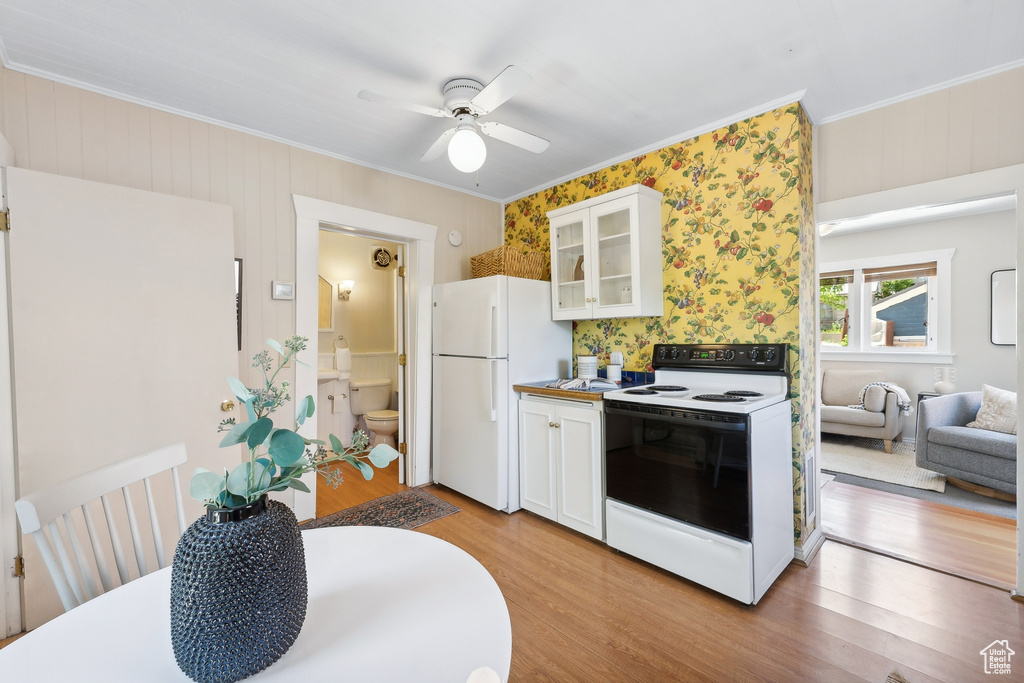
554, 422, 561, 428
549, 422, 555, 427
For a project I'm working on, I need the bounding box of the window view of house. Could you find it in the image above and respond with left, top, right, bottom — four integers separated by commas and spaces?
820, 260, 937, 353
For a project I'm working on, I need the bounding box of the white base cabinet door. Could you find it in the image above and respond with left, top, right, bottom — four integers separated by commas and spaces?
518, 396, 604, 539
518, 399, 558, 521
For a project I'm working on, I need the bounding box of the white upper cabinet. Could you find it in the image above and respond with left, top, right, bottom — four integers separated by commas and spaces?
547, 184, 665, 320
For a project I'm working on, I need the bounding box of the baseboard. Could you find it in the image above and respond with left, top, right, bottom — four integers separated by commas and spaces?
793, 526, 826, 567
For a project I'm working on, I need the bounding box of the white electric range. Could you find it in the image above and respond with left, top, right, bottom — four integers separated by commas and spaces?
602, 343, 795, 605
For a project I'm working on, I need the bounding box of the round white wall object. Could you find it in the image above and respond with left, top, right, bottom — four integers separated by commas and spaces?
448, 229, 463, 247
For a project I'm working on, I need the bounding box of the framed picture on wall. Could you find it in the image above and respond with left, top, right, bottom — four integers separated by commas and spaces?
991, 269, 1016, 346
272, 281, 295, 300
235, 258, 243, 351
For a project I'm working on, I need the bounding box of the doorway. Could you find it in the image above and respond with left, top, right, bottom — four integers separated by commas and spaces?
813, 166, 1024, 590
293, 195, 437, 523
315, 230, 405, 516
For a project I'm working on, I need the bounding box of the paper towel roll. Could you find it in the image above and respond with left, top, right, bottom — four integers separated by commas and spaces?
335, 348, 351, 372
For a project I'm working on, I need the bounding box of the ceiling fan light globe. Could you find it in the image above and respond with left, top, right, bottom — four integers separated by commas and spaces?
448, 128, 486, 173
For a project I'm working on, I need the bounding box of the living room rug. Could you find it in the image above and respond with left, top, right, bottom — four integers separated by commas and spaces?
301, 488, 460, 530
820, 435, 946, 493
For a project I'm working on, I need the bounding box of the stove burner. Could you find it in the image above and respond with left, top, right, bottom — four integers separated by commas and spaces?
623, 389, 658, 395
647, 385, 688, 392
725, 390, 763, 398
692, 394, 746, 402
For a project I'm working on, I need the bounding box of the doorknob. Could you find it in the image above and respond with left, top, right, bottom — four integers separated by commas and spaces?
221, 400, 235, 412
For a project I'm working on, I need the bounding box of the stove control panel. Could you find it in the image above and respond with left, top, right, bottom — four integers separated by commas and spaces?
653, 343, 787, 373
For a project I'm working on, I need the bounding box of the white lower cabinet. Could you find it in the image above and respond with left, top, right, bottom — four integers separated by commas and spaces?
518, 395, 604, 540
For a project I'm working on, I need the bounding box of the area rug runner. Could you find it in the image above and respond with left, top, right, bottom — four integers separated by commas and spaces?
820, 436, 946, 493
301, 487, 460, 530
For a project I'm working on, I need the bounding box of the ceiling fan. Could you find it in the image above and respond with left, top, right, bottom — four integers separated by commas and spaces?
358, 65, 550, 173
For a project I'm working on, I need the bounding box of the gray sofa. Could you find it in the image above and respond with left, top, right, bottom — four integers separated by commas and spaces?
820, 369, 906, 453
916, 391, 1017, 496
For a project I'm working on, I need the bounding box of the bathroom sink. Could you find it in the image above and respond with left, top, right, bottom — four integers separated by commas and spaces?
317, 368, 339, 383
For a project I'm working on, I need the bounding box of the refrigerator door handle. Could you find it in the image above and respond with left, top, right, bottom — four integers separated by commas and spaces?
488, 359, 498, 422
489, 297, 497, 358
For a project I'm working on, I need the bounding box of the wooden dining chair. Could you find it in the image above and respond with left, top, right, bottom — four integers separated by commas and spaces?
14, 442, 189, 611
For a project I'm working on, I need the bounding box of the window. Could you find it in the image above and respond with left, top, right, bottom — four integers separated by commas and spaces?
818, 249, 954, 362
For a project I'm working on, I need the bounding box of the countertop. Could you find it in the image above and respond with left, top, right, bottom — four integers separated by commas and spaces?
513, 378, 648, 401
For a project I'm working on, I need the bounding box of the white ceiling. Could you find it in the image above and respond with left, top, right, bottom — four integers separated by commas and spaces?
0, 1, 1022, 203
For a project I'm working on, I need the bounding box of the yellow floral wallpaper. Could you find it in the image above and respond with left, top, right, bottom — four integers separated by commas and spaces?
504, 103, 816, 544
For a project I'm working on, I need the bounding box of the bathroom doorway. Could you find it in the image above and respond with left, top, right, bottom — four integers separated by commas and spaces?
316, 230, 406, 515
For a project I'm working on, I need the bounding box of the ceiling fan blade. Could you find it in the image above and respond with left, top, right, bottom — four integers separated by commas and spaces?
478, 121, 550, 154
470, 65, 532, 115
357, 90, 450, 118
421, 127, 457, 161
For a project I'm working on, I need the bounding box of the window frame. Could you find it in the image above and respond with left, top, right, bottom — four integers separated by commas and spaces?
818, 248, 955, 364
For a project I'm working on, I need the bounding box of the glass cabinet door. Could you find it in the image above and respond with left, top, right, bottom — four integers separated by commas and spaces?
591, 196, 640, 315
549, 210, 591, 319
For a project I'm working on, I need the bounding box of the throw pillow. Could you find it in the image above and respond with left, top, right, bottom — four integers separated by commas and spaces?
967, 384, 1017, 435
862, 385, 886, 412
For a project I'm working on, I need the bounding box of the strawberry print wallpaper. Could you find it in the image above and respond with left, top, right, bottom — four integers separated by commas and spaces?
503, 103, 817, 543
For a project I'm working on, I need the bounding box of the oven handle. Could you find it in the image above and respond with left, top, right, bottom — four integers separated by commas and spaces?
604, 404, 748, 432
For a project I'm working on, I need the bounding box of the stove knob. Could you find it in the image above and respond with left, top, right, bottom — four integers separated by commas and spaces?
749, 348, 760, 362
670, 347, 679, 359
658, 347, 667, 359
764, 347, 776, 362
723, 349, 735, 361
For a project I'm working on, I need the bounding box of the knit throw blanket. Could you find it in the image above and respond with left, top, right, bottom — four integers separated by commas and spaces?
851, 381, 914, 415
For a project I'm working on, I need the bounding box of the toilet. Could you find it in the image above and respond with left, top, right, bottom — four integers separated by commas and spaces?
350, 378, 398, 447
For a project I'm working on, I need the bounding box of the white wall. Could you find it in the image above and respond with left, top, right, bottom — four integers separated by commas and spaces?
819, 210, 1016, 439
317, 232, 398, 354
816, 66, 1024, 203
0, 64, 503, 391
816, 64, 1024, 444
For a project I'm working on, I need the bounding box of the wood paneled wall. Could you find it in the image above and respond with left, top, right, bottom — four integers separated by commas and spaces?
0, 65, 502, 380
816, 65, 1024, 202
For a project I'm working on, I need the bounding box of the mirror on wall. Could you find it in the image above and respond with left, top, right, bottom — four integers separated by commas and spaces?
991, 269, 1016, 346
318, 275, 334, 332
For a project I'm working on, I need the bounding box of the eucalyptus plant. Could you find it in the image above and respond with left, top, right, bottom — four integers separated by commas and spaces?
189, 335, 398, 509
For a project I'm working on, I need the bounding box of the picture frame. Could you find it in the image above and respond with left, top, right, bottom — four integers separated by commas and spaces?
235, 258, 243, 351
272, 280, 295, 300
990, 269, 1016, 346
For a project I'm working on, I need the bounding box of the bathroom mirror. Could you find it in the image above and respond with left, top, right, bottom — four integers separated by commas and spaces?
991, 269, 1016, 345
318, 275, 334, 332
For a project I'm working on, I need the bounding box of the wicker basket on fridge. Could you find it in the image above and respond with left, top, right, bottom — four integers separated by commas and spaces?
470, 245, 545, 280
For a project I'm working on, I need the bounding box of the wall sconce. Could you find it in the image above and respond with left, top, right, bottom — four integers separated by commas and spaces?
338, 280, 354, 300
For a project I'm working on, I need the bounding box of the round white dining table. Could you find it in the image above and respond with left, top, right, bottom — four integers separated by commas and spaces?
0, 526, 512, 682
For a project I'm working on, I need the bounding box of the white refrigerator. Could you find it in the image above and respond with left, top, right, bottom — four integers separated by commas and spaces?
433, 275, 571, 512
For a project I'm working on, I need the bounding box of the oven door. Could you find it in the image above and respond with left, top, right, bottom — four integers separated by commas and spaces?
604, 400, 751, 541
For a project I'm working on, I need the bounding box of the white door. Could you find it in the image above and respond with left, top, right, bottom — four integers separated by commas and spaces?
432, 355, 508, 510
432, 276, 507, 358
4, 167, 238, 630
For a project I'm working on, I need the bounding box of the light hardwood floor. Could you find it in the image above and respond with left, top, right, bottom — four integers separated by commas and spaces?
314, 458, 406, 518
821, 479, 1017, 590
6, 478, 1021, 681
416, 485, 1021, 682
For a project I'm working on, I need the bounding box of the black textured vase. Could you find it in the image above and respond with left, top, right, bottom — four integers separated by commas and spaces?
170, 496, 308, 683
